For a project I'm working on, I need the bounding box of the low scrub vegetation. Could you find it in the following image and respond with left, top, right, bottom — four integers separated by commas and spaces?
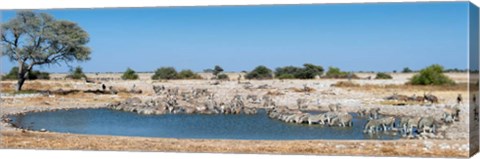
66, 66, 87, 80
245, 65, 273, 80
121, 68, 139, 80
375, 72, 393, 79
408, 64, 455, 85
217, 74, 229, 80
1, 67, 50, 80
152, 67, 178, 80
324, 67, 358, 79
402, 67, 413, 73
275, 63, 324, 79
331, 81, 360, 87
178, 69, 202, 79
152, 67, 202, 80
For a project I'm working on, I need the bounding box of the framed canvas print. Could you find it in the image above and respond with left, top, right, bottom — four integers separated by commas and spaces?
1, 0, 479, 158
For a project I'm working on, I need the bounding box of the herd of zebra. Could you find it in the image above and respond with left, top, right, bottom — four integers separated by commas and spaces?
266, 103, 460, 137
107, 85, 464, 138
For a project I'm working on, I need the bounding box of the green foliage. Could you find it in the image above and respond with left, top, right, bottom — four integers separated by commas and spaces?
213, 65, 224, 76
1, 67, 50, 80
217, 73, 229, 80
325, 67, 356, 79
29, 70, 50, 80
66, 66, 87, 80
275, 66, 301, 78
178, 69, 202, 79
296, 63, 324, 79
402, 67, 413, 73
1, 67, 19, 80
245, 65, 273, 80
121, 68, 139, 80
275, 64, 324, 79
1, 11, 91, 90
409, 64, 455, 85
152, 67, 178, 80
375, 72, 393, 79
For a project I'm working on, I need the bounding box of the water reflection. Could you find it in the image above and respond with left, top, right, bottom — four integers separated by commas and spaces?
9, 108, 401, 140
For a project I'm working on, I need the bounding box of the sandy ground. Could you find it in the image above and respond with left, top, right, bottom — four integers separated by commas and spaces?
0, 72, 476, 157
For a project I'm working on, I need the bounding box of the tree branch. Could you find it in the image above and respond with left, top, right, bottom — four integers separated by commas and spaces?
1, 34, 15, 46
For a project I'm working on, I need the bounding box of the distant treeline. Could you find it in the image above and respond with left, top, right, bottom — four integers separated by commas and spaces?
1, 64, 470, 83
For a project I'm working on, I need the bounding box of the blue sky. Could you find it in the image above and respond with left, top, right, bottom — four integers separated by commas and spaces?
1, 2, 471, 73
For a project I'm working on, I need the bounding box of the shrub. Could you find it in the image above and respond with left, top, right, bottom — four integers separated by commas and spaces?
1, 67, 19, 80
409, 64, 455, 85
275, 66, 302, 78
375, 72, 393, 79
295, 63, 324, 79
213, 65, 224, 76
121, 68, 139, 80
217, 73, 229, 80
402, 67, 413, 73
178, 69, 202, 79
29, 70, 50, 80
331, 81, 360, 87
152, 67, 178, 80
1, 67, 50, 80
325, 67, 357, 79
65, 66, 87, 80
245, 65, 273, 80
275, 64, 324, 79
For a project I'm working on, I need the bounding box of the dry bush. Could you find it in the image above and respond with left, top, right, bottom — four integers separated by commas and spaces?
363, 83, 467, 92
290, 86, 316, 93
0, 82, 15, 91
331, 81, 360, 87
266, 90, 285, 96
331, 81, 466, 92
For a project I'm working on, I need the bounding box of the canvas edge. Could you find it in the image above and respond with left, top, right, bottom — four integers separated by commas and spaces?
469, 1, 480, 157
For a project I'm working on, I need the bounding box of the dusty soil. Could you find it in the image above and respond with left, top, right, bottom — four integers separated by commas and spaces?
0, 72, 475, 157
0, 130, 469, 157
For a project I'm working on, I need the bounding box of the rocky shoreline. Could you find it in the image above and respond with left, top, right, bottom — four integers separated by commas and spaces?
0, 75, 474, 157
0, 104, 107, 132
1, 96, 466, 141
0, 106, 471, 157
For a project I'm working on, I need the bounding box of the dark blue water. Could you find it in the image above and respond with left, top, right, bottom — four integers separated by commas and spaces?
9, 108, 400, 140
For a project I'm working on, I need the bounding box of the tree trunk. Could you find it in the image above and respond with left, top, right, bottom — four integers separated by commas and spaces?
16, 76, 26, 91
15, 63, 29, 92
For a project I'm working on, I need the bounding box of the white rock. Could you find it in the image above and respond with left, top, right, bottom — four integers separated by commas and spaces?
423, 141, 433, 151
335, 145, 347, 149
459, 144, 469, 151
439, 143, 451, 150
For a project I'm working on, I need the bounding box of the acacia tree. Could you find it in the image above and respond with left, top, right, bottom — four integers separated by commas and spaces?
1, 11, 91, 91
213, 65, 224, 78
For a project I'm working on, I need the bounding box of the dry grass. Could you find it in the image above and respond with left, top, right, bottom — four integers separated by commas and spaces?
290, 87, 316, 93
331, 81, 360, 87
332, 81, 467, 92
1, 80, 74, 93
0, 131, 468, 158
266, 90, 285, 96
